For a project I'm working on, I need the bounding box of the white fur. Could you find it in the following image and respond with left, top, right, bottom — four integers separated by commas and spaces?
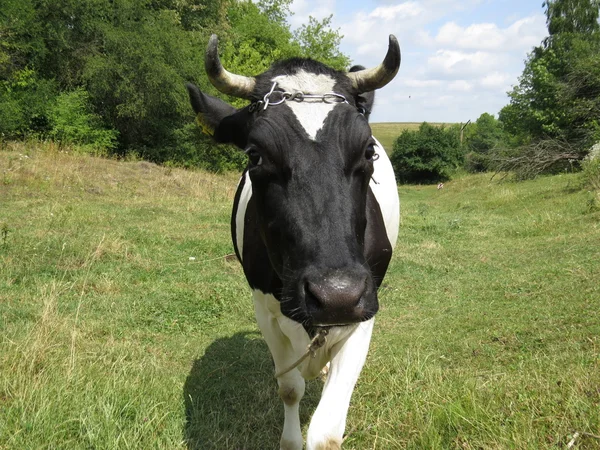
253, 291, 372, 450
370, 137, 400, 247
271, 70, 338, 140
235, 171, 252, 261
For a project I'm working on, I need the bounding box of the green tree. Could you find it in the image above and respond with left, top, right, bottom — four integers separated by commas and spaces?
294, 15, 350, 70
462, 113, 507, 173
0, 0, 350, 170
390, 123, 462, 184
500, 0, 600, 150
543, 0, 600, 37
48, 88, 118, 151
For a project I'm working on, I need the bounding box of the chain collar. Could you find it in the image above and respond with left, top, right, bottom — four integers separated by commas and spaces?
248, 81, 350, 113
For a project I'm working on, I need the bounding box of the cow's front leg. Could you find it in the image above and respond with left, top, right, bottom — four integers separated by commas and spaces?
306, 319, 374, 450
253, 293, 306, 450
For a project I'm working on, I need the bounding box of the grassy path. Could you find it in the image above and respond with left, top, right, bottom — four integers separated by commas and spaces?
1, 143, 599, 449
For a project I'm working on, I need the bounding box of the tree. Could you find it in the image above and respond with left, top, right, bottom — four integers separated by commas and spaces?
462, 113, 507, 173
294, 15, 350, 70
390, 123, 462, 184
0, 0, 350, 170
543, 0, 600, 38
498, 0, 600, 176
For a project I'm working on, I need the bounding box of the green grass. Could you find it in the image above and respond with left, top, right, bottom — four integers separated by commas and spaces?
371, 122, 449, 152
1, 142, 599, 449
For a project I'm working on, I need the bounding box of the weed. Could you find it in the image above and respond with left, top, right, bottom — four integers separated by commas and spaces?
1, 223, 8, 247
584, 191, 600, 213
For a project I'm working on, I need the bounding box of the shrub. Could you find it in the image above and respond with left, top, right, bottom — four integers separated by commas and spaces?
390, 122, 462, 184
581, 156, 600, 191
48, 88, 118, 153
165, 123, 246, 173
0, 68, 56, 139
463, 151, 491, 173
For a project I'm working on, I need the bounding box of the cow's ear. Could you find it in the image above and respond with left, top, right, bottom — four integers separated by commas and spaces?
350, 65, 375, 122
186, 83, 237, 137
213, 109, 251, 149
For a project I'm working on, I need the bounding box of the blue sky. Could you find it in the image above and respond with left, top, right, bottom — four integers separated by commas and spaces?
286, 0, 549, 123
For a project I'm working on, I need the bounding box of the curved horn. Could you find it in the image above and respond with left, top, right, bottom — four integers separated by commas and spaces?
205, 34, 256, 99
347, 35, 401, 93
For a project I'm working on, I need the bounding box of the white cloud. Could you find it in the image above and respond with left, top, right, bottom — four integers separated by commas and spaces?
403, 79, 443, 88
448, 80, 472, 92
369, 2, 425, 21
426, 49, 505, 78
283, 0, 549, 122
480, 72, 511, 90
434, 15, 546, 52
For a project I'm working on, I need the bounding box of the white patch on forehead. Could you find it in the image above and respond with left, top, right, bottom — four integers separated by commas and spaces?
271, 70, 339, 140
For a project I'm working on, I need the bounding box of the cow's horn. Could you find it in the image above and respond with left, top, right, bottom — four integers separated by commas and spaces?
347, 35, 401, 93
205, 34, 256, 99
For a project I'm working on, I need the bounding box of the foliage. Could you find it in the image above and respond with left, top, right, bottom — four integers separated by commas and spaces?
461, 113, 508, 173
0, 0, 350, 171
464, 113, 505, 155
0, 68, 56, 139
499, 0, 600, 167
581, 154, 600, 191
543, 0, 600, 37
167, 123, 246, 172
294, 15, 350, 70
390, 122, 462, 184
48, 88, 118, 152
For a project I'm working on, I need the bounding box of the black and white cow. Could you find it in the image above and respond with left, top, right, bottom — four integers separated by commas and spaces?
187, 34, 400, 450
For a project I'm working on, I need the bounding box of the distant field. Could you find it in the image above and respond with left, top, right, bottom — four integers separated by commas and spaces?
371, 122, 449, 152
1, 142, 599, 449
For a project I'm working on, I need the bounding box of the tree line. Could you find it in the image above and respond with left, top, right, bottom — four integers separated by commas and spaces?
0, 0, 347, 170
391, 0, 600, 183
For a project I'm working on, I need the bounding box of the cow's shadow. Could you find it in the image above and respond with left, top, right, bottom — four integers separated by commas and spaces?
183, 331, 322, 450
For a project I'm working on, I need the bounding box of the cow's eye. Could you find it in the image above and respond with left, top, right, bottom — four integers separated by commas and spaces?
245, 148, 263, 166
365, 143, 376, 161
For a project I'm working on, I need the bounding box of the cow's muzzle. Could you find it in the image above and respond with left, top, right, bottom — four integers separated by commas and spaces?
301, 267, 378, 325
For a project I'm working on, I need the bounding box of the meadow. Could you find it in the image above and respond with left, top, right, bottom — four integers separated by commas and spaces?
1, 141, 599, 449
371, 122, 448, 152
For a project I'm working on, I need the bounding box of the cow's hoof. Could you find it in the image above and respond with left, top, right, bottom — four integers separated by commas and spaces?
280, 437, 303, 450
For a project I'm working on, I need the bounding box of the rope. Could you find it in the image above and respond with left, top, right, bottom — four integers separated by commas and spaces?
274, 328, 329, 378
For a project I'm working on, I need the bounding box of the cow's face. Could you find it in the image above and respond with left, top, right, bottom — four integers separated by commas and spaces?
188, 35, 400, 327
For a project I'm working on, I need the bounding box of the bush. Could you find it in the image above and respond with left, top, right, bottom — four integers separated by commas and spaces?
581, 156, 600, 191
48, 88, 118, 152
464, 151, 491, 173
164, 123, 246, 172
0, 68, 56, 139
390, 122, 462, 184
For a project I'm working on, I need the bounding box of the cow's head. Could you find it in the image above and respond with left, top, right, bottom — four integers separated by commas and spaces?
187, 35, 400, 327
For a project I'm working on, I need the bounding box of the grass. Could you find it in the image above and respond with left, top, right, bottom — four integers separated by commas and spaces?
1, 141, 599, 449
371, 122, 449, 152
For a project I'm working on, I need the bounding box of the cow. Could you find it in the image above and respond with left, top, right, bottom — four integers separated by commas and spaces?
186, 34, 401, 450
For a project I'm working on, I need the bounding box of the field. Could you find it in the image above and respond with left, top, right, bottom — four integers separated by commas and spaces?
1, 142, 599, 449
371, 122, 448, 152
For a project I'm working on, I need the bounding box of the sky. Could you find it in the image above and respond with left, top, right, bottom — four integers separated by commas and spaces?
285, 0, 549, 123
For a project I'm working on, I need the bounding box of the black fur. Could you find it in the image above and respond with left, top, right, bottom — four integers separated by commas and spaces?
188, 57, 391, 328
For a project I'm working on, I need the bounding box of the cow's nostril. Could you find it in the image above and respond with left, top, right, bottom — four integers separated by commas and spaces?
305, 281, 323, 313
305, 273, 367, 310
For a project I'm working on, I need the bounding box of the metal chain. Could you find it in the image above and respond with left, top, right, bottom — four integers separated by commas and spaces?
248, 82, 349, 113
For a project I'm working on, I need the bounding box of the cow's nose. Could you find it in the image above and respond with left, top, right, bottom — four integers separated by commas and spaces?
304, 270, 370, 324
